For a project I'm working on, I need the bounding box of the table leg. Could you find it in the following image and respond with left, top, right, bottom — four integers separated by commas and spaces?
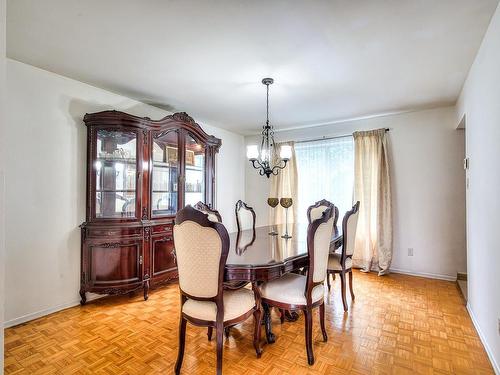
262, 302, 276, 343
284, 310, 300, 322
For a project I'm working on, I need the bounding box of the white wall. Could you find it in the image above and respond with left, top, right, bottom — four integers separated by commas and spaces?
245, 106, 466, 280
4, 59, 245, 326
455, 3, 500, 372
0, 0, 6, 371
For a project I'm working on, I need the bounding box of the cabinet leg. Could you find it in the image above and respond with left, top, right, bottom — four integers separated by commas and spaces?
79, 289, 87, 305
143, 280, 150, 301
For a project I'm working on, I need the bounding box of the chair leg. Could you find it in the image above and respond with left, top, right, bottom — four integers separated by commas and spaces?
349, 270, 355, 301
304, 308, 314, 365
253, 308, 263, 358
340, 272, 348, 312
224, 326, 231, 338
174, 317, 187, 375
216, 322, 224, 375
279, 309, 285, 324
207, 327, 213, 341
319, 302, 328, 342
326, 273, 331, 292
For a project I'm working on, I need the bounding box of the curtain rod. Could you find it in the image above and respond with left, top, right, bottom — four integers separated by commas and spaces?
293, 128, 390, 144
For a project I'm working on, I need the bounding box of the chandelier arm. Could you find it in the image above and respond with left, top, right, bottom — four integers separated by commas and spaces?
270, 159, 288, 174
251, 159, 264, 170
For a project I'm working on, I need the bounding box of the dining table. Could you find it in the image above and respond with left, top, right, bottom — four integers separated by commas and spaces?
224, 223, 343, 344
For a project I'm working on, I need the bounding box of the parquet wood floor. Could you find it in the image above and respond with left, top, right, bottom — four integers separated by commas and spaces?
4, 271, 494, 374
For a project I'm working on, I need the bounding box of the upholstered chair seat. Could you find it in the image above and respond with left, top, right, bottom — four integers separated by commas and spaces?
260, 273, 324, 306
327, 253, 353, 271
183, 288, 255, 322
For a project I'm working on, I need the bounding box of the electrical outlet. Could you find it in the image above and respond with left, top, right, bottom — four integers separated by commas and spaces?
408, 248, 414, 256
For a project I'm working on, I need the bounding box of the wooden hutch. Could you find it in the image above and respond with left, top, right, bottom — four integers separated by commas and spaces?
80, 111, 221, 304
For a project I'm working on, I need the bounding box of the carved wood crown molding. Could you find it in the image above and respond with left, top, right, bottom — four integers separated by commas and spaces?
83, 110, 222, 151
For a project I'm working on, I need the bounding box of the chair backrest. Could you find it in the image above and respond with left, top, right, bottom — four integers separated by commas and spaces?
173, 205, 229, 299
342, 202, 360, 259
333, 206, 340, 227
193, 201, 222, 223
305, 205, 334, 300
307, 199, 335, 223
235, 200, 256, 232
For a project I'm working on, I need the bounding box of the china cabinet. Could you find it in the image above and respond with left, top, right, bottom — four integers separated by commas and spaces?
80, 111, 221, 304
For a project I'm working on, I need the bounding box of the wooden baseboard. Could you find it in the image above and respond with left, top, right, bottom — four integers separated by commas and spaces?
4, 294, 103, 329
389, 268, 456, 281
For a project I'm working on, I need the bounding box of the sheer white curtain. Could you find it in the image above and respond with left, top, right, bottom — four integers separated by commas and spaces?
295, 136, 354, 223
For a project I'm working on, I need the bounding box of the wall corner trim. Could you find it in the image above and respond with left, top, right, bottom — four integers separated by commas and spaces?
466, 302, 500, 374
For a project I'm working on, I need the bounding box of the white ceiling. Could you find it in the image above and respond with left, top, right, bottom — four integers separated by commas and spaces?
7, 0, 499, 134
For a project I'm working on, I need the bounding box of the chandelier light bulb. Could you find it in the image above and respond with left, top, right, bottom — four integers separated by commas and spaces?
246, 145, 259, 160
280, 145, 292, 161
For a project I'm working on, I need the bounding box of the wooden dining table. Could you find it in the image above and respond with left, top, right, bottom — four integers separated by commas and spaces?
224, 223, 343, 344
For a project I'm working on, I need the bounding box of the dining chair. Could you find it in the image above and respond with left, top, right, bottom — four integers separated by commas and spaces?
306, 199, 337, 285
259, 205, 335, 365
326, 201, 360, 312
173, 205, 262, 375
194, 201, 223, 223
235, 200, 256, 231
307, 199, 335, 223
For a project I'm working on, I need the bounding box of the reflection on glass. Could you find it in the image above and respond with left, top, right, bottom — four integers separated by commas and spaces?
152, 130, 179, 216
95, 130, 137, 218
236, 228, 256, 255
267, 198, 279, 235
184, 134, 206, 206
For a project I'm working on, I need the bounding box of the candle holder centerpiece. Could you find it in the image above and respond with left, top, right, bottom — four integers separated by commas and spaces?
267, 198, 279, 235
280, 198, 293, 239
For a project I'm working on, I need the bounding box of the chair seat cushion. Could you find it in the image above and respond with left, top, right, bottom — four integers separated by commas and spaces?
328, 253, 352, 271
259, 273, 324, 306
182, 288, 255, 322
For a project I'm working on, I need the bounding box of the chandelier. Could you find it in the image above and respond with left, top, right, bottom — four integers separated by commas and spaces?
247, 78, 291, 178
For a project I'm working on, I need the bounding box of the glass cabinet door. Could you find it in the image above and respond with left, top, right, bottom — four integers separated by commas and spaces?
151, 130, 179, 217
95, 129, 137, 218
184, 133, 206, 207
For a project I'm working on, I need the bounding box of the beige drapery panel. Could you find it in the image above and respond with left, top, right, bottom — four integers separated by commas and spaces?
269, 142, 298, 225
352, 129, 393, 275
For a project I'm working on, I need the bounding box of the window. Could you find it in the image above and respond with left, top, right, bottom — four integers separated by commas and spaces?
295, 136, 354, 223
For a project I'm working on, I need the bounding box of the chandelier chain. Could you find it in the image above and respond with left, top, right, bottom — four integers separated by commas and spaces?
266, 82, 269, 127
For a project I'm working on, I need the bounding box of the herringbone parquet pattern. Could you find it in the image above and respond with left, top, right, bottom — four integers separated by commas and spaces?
4, 271, 494, 374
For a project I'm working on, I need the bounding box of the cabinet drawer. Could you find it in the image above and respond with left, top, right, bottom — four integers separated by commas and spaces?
86, 227, 143, 238
152, 224, 173, 235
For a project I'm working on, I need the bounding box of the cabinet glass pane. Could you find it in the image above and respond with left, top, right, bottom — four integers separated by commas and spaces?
152, 130, 178, 216
95, 130, 137, 218
184, 133, 206, 207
